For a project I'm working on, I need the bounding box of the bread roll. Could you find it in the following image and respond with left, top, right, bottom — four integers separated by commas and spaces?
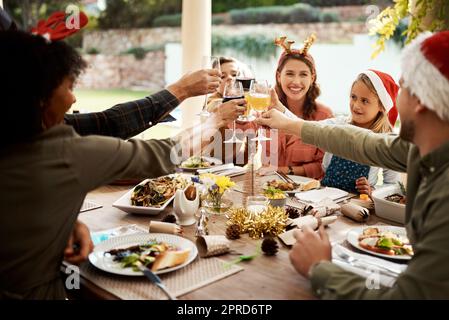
301, 179, 320, 191
151, 248, 191, 271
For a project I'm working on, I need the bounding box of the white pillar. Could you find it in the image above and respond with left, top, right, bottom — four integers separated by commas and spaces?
0, 0, 3, 9
180, 0, 211, 130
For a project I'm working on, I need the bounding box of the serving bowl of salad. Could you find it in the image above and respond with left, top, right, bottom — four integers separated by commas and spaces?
263, 187, 287, 208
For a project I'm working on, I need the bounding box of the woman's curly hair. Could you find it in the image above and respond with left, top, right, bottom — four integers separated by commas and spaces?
0, 30, 86, 147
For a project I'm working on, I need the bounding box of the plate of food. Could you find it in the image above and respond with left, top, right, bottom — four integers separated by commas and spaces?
112, 174, 188, 214
347, 226, 413, 260
178, 156, 222, 172
88, 233, 198, 276
263, 176, 320, 195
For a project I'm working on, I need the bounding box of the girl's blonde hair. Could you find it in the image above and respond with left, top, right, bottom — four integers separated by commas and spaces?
351, 73, 392, 133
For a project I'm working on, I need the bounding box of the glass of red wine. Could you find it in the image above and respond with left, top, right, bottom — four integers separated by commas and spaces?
236, 68, 256, 122
223, 80, 244, 144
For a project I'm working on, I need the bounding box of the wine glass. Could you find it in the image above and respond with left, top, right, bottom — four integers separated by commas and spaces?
246, 195, 269, 217
223, 80, 244, 144
236, 68, 256, 122
197, 56, 221, 117
249, 80, 271, 141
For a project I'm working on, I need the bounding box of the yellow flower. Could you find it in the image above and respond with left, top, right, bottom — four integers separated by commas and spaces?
215, 176, 235, 194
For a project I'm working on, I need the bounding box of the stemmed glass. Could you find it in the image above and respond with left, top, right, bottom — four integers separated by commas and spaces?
249, 79, 271, 141
223, 80, 244, 144
236, 68, 256, 122
197, 56, 221, 117
246, 195, 269, 217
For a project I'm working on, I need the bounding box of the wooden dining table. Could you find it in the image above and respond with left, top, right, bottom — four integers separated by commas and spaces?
72, 174, 395, 300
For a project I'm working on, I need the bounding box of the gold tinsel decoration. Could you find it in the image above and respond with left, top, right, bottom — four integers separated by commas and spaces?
226, 206, 288, 240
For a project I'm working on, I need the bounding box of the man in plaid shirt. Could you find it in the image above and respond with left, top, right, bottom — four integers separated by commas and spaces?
64, 69, 221, 139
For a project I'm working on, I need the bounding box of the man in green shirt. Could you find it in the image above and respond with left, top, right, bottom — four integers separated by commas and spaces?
256, 31, 449, 299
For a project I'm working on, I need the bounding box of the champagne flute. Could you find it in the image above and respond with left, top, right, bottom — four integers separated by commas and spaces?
197, 56, 221, 117
249, 80, 271, 141
236, 68, 256, 122
223, 80, 244, 144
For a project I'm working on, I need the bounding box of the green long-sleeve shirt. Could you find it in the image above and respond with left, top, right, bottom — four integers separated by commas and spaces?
301, 121, 449, 299
0, 125, 178, 299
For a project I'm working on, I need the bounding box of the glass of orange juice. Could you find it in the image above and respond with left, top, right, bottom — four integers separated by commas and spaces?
248, 80, 271, 141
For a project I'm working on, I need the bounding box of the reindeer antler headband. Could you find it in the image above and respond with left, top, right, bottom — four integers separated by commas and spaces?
274, 34, 317, 55
31, 11, 88, 42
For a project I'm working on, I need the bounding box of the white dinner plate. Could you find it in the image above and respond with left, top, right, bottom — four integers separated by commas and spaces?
178, 156, 223, 172
88, 233, 198, 276
233, 174, 314, 194
346, 225, 412, 261
112, 175, 189, 215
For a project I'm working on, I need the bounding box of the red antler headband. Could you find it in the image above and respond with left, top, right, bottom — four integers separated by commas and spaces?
31, 11, 88, 41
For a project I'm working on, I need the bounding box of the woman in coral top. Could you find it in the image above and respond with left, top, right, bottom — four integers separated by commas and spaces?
257, 35, 333, 179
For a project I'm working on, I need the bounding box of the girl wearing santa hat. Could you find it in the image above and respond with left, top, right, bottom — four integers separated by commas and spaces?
320, 70, 401, 195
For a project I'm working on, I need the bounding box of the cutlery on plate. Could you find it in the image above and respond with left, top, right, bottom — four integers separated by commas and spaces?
136, 262, 177, 300
334, 249, 402, 276
276, 171, 300, 188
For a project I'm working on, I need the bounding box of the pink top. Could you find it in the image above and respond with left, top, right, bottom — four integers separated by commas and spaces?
236, 102, 333, 179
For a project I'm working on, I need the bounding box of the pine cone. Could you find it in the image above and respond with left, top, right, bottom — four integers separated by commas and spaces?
226, 224, 241, 240
286, 206, 301, 219
261, 237, 279, 256
162, 214, 177, 223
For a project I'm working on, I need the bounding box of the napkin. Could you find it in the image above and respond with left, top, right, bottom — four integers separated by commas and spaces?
148, 221, 183, 235
278, 216, 338, 246
90, 224, 145, 245
295, 187, 349, 204
196, 163, 234, 174
332, 244, 407, 288
340, 202, 370, 222
197, 163, 247, 177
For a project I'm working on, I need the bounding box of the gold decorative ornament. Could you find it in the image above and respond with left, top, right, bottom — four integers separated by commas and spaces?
226, 206, 288, 240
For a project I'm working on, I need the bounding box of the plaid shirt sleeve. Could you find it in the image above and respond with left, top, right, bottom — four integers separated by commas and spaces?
64, 89, 179, 139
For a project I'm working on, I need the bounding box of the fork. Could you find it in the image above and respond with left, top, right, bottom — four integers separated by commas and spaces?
335, 250, 402, 276
276, 171, 300, 188
136, 262, 177, 300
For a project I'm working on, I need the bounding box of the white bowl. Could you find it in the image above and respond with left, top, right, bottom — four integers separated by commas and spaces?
372, 185, 406, 224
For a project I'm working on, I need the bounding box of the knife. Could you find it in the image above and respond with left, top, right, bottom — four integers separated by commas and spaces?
136, 262, 177, 300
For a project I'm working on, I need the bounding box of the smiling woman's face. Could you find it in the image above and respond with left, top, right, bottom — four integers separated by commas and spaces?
277, 58, 313, 103
350, 80, 382, 128
42, 77, 77, 129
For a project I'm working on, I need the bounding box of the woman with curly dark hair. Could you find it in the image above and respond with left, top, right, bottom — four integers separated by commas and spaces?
0, 29, 223, 299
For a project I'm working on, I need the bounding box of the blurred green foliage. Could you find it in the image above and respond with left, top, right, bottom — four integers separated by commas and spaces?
212, 33, 277, 59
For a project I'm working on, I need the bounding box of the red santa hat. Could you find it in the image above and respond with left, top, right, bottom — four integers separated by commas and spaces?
401, 31, 449, 122
362, 69, 399, 126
